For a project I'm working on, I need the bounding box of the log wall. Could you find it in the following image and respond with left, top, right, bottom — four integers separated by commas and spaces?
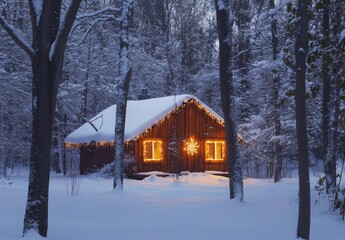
79, 99, 228, 174
133, 100, 227, 173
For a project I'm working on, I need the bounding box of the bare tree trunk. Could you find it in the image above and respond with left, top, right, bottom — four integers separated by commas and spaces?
330, 0, 345, 200
0, 98, 4, 178
53, 119, 62, 174
63, 114, 67, 176
24, 64, 55, 235
113, 68, 132, 190
82, 43, 92, 118
234, 0, 251, 123
113, 0, 133, 190
331, 82, 341, 199
322, 0, 335, 194
214, 0, 243, 201
1, 1, 82, 236
269, 0, 282, 183
295, 0, 310, 238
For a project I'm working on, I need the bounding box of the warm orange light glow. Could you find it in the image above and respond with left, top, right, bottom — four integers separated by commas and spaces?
64, 142, 81, 149
205, 140, 225, 161
143, 139, 163, 162
184, 137, 199, 155
64, 141, 116, 149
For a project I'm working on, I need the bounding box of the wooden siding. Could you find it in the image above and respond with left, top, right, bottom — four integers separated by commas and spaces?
79, 99, 228, 174
133, 100, 227, 173
80, 142, 114, 174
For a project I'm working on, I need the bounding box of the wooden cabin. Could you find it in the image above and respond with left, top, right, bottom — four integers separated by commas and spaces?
65, 95, 227, 175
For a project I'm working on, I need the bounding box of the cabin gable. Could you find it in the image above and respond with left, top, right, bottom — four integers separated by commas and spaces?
131, 99, 227, 173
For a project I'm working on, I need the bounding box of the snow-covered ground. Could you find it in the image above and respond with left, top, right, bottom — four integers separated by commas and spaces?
0, 172, 344, 240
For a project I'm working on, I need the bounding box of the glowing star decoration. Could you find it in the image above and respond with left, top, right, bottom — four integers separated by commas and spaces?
184, 137, 199, 155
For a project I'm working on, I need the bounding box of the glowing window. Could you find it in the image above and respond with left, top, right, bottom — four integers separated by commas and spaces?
143, 140, 163, 161
205, 140, 225, 161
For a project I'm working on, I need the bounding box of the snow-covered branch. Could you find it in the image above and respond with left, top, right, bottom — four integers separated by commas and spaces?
28, 0, 42, 26
69, 6, 121, 39
70, 14, 118, 37
119, 0, 134, 76
257, 0, 292, 21
0, 16, 34, 57
340, 29, 345, 43
68, 16, 118, 48
217, 0, 226, 10
76, 7, 120, 20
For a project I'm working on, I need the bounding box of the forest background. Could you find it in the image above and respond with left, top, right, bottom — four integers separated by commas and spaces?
0, 0, 344, 184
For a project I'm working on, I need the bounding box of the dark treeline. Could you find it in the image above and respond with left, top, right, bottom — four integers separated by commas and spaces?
0, 0, 344, 182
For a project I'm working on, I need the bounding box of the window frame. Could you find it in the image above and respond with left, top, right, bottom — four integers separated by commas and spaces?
205, 140, 225, 161
143, 139, 163, 162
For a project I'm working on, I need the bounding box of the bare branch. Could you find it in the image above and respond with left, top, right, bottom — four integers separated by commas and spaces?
28, 0, 42, 27
0, 16, 34, 57
50, 0, 83, 62
76, 7, 120, 21
70, 7, 119, 38
68, 16, 117, 48
76, 113, 102, 132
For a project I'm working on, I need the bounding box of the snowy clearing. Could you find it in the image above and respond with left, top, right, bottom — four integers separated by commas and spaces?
0, 172, 344, 240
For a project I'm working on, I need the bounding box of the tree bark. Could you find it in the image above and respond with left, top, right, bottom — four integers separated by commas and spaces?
330, 84, 340, 200
113, 0, 133, 190
295, 0, 310, 238
0, 94, 4, 177
113, 68, 132, 190
82, 42, 92, 118
330, 0, 345, 200
322, 0, 335, 194
1, 1, 82, 237
269, 0, 282, 183
214, 0, 243, 201
234, 0, 251, 123
63, 114, 67, 176
24, 62, 55, 236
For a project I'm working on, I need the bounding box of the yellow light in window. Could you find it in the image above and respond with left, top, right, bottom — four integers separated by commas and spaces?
184, 137, 199, 155
143, 139, 163, 162
205, 140, 225, 161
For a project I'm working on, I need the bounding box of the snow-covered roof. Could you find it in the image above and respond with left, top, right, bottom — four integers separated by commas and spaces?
65, 94, 224, 144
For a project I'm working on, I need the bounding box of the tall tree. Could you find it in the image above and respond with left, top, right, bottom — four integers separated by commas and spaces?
113, 0, 133, 190
321, 0, 334, 194
294, 0, 310, 238
0, 91, 3, 178
233, 0, 251, 123
269, 0, 282, 183
330, 0, 345, 199
327, 0, 345, 201
0, 0, 82, 236
214, 0, 243, 201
